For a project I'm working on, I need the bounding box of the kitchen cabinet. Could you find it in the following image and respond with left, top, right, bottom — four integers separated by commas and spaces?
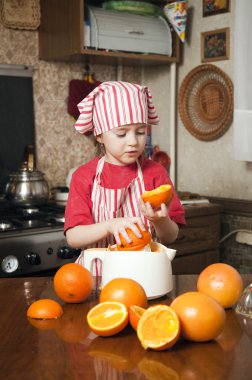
39, 0, 180, 65
170, 203, 222, 274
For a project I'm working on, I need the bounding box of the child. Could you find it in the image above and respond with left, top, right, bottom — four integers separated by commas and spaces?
64, 81, 185, 255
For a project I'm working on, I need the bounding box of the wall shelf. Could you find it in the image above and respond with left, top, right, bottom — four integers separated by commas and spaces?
39, 0, 180, 65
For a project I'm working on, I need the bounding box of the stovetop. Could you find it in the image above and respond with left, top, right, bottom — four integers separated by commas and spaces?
0, 199, 80, 278
0, 200, 65, 235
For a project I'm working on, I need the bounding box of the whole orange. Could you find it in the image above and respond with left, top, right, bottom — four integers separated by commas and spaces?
170, 291, 226, 342
54, 263, 93, 303
197, 263, 243, 308
117, 225, 151, 251
99, 278, 148, 309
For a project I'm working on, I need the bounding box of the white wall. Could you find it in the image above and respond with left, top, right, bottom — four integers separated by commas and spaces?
144, 0, 252, 201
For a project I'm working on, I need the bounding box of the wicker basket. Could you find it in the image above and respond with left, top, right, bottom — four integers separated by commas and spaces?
178, 64, 233, 141
0, 0, 40, 30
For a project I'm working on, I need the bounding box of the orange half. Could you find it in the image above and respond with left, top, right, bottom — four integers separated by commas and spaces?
108, 226, 152, 251
129, 305, 146, 331
27, 299, 63, 320
27, 318, 59, 330
137, 304, 180, 351
87, 301, 129, 337
117, 226, 151, 251
141, 185, 172, 209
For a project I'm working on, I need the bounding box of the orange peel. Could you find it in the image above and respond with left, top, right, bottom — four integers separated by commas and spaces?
141, 184, 172, 209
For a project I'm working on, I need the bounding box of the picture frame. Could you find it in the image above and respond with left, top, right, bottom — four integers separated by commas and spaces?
201, 28, 230, 63
203, 0, 230, 17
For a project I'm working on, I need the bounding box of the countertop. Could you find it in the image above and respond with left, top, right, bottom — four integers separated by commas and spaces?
1, 274, 252, 380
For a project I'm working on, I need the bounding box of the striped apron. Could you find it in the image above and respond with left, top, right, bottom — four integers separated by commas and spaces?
76, 156, 149, 269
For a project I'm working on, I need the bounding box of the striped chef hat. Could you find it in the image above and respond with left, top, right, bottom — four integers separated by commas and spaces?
74, 81, 159, 136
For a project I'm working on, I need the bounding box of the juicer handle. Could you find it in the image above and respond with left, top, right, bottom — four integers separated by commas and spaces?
83, 250, 106, 274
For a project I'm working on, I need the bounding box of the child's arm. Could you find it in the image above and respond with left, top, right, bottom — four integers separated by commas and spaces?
66, 216, 146, 249
139, 198, 179, 245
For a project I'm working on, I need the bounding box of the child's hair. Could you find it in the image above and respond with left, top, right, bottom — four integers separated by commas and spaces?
94, 139, 105, 157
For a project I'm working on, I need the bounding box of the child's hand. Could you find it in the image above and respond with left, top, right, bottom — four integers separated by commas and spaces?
107, 217, 146, 246
139, 197, 170, 223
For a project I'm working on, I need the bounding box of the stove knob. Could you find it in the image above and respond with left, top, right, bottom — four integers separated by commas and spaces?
58, 246, 74, 259
25, 252, 41, 265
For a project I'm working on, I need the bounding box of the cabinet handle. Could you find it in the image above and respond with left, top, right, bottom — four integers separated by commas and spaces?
126, 29, 144, 35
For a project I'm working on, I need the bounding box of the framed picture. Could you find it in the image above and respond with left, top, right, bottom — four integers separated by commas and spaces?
201, 28, 230, 63
203, 0, 230, 17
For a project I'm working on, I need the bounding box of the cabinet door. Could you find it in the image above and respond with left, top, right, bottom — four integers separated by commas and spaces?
170, 214, 221, 256
172, 250, 220, 274
39, 0, 83, 60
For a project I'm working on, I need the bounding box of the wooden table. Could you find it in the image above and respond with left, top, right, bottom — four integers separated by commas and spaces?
1, 275, 252, 380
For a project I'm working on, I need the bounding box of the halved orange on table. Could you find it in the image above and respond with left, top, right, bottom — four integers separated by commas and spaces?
27, 318, 59, 331
137, 304, 180, 351
129, 305, 146, 331
27, 299, 63, 320
87, 301, 129, 337
141, 185, 172, 209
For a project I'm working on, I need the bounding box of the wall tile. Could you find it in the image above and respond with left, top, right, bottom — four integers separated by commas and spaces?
0, 22, 141, 189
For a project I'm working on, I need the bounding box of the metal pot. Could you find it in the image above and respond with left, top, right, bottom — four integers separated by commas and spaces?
5, 148, 49, 206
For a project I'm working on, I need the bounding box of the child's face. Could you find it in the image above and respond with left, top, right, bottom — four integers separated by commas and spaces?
97, 123, 147, 166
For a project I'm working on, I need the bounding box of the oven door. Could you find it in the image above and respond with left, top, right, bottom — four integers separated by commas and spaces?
0, 228, 81, 277
0, 64, 35, 194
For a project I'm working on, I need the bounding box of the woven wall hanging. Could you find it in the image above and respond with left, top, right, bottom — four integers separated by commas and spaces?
178, 64, 233, 141
0, 0, 40, 30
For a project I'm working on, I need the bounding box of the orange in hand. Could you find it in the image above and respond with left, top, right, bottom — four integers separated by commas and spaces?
171, 291, 226, 342
141, 184, 172, 209
27, 299, 63, 320
99, 278, 148, 309
137, 304, 180, 351
197, 263, 243, 309
87, 301, 128, 337
54, 263, 93, 303
116, 225, 151, 251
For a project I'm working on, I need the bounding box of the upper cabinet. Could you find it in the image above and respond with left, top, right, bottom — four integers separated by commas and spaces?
39, 0, 180, 65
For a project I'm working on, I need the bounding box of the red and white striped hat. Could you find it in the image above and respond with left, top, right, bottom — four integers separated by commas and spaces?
74, 81, 159, 136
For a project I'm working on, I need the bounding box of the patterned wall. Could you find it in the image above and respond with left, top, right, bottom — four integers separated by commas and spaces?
0, 22, 141, 190
221, 213, 252, 273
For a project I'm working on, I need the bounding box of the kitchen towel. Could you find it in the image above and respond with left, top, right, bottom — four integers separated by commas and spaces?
68, 78, 101, 121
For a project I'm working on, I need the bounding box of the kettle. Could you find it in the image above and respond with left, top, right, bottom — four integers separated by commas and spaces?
83, 242, 176, 299
5, 145, 49, 206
